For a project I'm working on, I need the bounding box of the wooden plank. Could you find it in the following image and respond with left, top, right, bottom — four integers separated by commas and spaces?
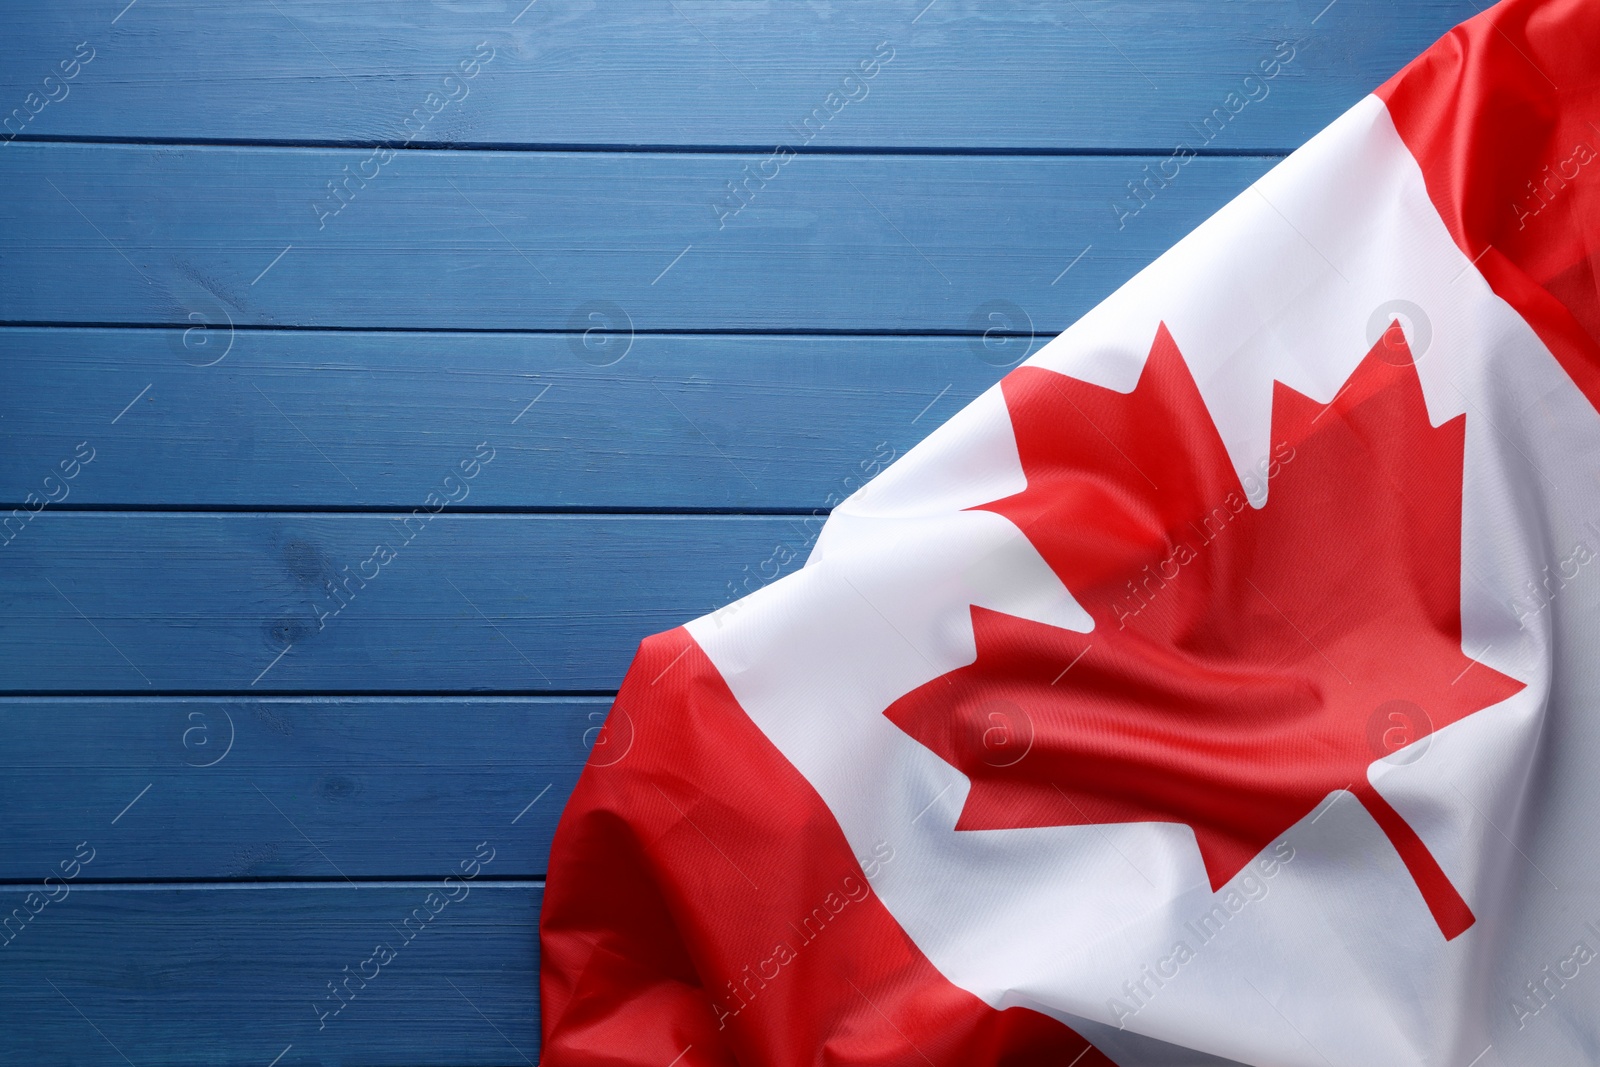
0, 143, 1276, 330
0, 514, 808, 692
0, 697, 595, 880
0, 329, 994, 508
0, 0, 1475, 151
0, 882, 541, 1066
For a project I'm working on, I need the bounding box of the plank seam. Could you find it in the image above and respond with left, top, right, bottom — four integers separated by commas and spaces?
0, 322, 1051, 338
2, 505, 838, 516
0, 694, 620, 700
0, 878, 547, 891
0, 134, 1295, 157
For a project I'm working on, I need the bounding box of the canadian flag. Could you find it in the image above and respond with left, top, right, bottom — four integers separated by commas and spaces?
540, 0, 1600, 1063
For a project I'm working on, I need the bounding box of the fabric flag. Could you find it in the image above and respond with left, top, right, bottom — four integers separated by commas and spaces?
540, 0, 1600, 1062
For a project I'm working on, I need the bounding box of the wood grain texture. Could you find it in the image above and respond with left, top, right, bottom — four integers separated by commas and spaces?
0, 0, 1473, 151
0, 3, 1457, 1061
0, 697, 595, 880
0, 328, 997, 508
0, 514, 807, 692
0, 882, 541, 1066
0, 143, 1275, 330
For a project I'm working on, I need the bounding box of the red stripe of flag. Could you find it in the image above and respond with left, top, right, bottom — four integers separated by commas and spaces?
1378, 0, 1600, 411
540, 627, 1112, 1064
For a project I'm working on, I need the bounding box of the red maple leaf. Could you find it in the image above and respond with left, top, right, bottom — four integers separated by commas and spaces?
884, 323, 1522, 939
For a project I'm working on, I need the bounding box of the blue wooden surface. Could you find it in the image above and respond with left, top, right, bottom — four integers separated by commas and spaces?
0, 329, 997, 508
1, 883, 543, 1066
1, 145, 1277, 331
2, 1, 1471, 150
0, 698, 595, 877
0, 514, 814, 691
0, 2, 1477, 1064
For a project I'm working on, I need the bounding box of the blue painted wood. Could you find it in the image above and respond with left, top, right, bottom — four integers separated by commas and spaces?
0, 328, 994, 508
0, 143, 1275, 330
0, 697, 595, 880
0, 514, 806, 692
0, 882, 541, 1066
0, 3, 1452, 1062
0, 0, 1473, 151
